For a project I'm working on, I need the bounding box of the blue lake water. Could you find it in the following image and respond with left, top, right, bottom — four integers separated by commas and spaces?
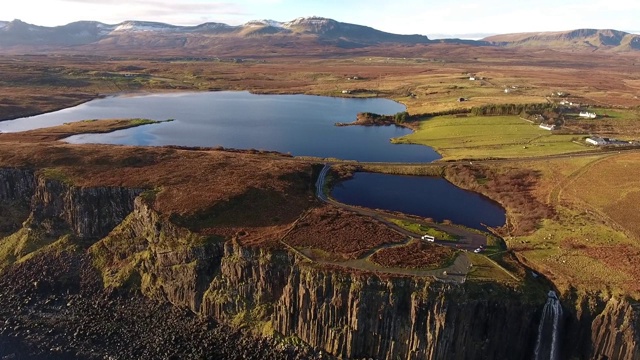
0, 91, 441, 163
331, 172, 506, 230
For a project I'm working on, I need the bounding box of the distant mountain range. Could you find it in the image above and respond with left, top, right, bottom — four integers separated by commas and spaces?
483, 29, 640, 51
0, 17, 638, 55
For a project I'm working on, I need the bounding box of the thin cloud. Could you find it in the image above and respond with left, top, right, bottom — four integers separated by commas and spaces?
59, 0, 247, 15
54, 0, 249, 25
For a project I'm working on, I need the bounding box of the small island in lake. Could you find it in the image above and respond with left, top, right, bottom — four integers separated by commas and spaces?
335, 111, 416, 129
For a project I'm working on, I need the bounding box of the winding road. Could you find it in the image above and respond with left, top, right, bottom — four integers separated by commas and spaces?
299, 163, 511, 283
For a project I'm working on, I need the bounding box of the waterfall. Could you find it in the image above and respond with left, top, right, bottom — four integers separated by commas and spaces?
533, 290, 563, 360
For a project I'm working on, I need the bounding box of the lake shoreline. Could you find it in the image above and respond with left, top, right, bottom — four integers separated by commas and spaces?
5, 91, 439, 163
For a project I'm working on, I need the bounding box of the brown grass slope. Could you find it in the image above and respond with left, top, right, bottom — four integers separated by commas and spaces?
0, 121, 318, 247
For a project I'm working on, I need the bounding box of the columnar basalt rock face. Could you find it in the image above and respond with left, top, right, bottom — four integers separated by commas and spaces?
590, 298, 640, 359
0, 168, 36, 201
198, 241, 542, 360
30, 176, 142, 239
93, 198, 226, 313
201, 241, 293, 321
0, 168, 36, 234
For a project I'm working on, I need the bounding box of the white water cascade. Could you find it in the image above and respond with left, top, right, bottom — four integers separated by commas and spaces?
533, 290, 563, 360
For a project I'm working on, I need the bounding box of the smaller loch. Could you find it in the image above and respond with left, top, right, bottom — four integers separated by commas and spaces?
331, 172, 506, 231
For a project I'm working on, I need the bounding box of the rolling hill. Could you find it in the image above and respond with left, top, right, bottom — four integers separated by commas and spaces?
484, 29, 640, 51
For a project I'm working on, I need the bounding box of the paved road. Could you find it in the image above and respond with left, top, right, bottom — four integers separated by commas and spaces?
315, 163, 331, 201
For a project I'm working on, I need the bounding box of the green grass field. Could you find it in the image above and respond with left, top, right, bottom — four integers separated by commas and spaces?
466, 252, 519, 283
392, 115, 591, 160
389, 219, 460, 241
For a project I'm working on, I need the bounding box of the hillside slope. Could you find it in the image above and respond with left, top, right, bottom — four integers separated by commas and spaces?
484, 29, 640, 51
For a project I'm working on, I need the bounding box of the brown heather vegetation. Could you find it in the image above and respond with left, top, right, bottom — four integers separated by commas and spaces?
444, 164, 554, 236
282, 206, 406, 260
370, 240, 458, 269
465, 154, 640, 296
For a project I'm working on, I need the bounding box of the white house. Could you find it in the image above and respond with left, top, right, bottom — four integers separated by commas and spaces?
469, 77, 476, 81
539, 123, 556, 131
586, 137, 608, 146
579, 111, 597, 119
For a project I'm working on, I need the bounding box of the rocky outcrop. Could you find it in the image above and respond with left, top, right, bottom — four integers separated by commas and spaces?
0, 168, 35, 201
87, 198, 640, 360
30, 175, 142, 239
560, 293, 640, 360
94, 200, 544, 359
0, 167, 142, 270
92, 198, 224, 313
1, 165, 142, 240
590, 297, 640, 359
0, 168, 36, 234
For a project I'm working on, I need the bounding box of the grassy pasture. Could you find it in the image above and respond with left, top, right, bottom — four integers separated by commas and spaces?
563, 152, 640, 240
389, 219, 460, 241
564, 107, 640, 136
473, 154, 640, 297
392, 115, 590, 160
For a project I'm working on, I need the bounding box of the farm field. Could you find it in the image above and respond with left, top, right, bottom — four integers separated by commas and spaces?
445, 154, 640, 298
563, 152, 640, 240
564, 107, 640, 136
393, 115, 591, 160
2, 49, 640, 126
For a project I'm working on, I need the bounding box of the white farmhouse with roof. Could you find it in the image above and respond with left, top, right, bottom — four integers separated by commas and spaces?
586, 137, 608, 146
579, 111, 597, 119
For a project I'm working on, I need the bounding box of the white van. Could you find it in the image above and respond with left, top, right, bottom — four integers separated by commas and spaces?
421, 235, 435, 242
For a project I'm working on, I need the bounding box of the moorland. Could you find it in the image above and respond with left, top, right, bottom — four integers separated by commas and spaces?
1, 21, 640, 358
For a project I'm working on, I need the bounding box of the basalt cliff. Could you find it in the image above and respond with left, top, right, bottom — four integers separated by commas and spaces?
0, 166, 639, 359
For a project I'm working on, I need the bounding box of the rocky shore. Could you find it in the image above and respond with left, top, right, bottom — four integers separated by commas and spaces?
0, 251, 321, 360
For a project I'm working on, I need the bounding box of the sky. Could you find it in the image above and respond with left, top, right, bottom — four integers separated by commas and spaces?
3, 0, 640, 38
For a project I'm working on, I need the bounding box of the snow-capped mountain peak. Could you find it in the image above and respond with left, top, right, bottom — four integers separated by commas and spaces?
244, 19, 284, 28
284, 16, 333, 28
112, 21, 178, 33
